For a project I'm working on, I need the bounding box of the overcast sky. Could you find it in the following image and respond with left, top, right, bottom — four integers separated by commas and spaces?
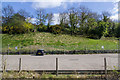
2, 0, 119, 24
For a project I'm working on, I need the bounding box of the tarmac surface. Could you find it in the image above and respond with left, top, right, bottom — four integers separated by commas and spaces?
2, 54, 119, 70
0, 55, 2, 79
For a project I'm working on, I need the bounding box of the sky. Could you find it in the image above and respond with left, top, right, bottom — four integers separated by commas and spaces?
1, 0, 119, 24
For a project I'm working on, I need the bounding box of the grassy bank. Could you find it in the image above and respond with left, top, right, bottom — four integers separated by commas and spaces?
2, 70, 119, 79
2, 32, 118, 52
1, 71, 106, 79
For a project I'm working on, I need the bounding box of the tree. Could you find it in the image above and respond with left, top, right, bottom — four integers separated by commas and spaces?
97, 21, 105, 38
78, 6, 90, 35
36, 8, 46, 25
102, 11, 111, 22
2, 13, 24, 34
46, 13, 53, 31
17, 9, 29, 18
115, 23, 120, 38
102, 11, 112, 37
2, 5, 14, 24
2, 13, 34, 34
59, 12, 69, 33
68, 7, 79, 35
89, 12, 101, 22
86, 18, 100, 39
59, 12, 68, 26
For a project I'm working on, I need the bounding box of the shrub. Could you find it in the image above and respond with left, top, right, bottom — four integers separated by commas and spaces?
37, 25, 47, 32
50, 25, 62, 34
23, 22, 34, 32
2, 22, 34, 34
2, 13, 35, 34
115, 23, 120, 38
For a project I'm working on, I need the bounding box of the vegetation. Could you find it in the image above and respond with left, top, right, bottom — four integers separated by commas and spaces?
2, 70, 120, 79
2, 71, 102, 79
50, 25, 62, 34
2, 5, 120, 39
2, 32, 118, 52
1, 5, 120, 52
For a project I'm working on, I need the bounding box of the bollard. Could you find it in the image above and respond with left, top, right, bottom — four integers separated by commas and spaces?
19, 58, 22, 72
104, 58, 107, 80
56, 58, 58, 76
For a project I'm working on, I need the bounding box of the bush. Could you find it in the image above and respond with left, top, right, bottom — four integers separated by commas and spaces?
50, 25, 62, 34
2, 22, 34, 34
115, 23, 120, 38
23, 22, 34, 32
2, 13, 35, 34
37, 25, 47, 32
2, 25, 25, 34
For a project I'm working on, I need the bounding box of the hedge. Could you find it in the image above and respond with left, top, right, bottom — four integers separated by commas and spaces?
1, 50, 119, 55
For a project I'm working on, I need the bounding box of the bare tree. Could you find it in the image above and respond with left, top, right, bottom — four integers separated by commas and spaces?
17, 9, 29, 18
36, 8, 46, 25
2, 5, 14, 18
88, 12, 101, 21
2, 5, 14, 23
47, 13, 53, 26
59, 12, 69, 27
45, 13, 53, 31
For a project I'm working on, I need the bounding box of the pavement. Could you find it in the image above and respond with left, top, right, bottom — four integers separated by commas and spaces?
0, 55, 2, 79
2, 54, 119, 70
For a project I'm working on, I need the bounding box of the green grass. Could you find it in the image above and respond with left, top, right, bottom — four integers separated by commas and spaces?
2, 71, 102, 79
2, 32, 119, 52
2, 70, 119, 79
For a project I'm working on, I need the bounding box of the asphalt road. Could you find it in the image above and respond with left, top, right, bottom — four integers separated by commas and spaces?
2, 54, 119, 70
0, 55, 2, 79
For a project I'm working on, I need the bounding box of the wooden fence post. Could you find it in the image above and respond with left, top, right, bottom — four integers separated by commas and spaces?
104, 58, 107, 79
3, 56, 6, 72
56, 58, 58, 76
19, 58, 22, 72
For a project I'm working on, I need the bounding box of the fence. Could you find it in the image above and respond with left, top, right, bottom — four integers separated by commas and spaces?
2, 50, 120, 55
1, 56, 120, 79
